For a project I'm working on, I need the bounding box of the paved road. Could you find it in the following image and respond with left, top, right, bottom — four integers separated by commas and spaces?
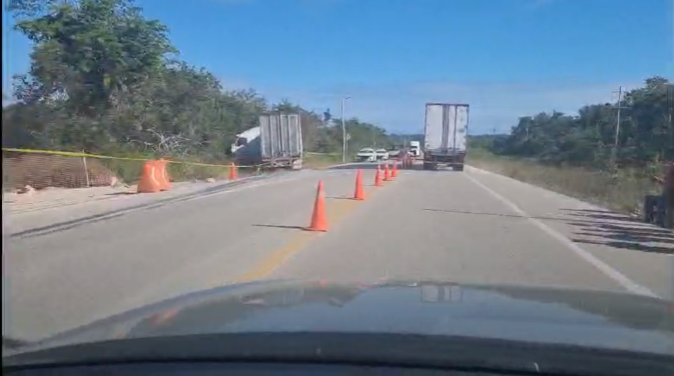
4, 162, 673, 341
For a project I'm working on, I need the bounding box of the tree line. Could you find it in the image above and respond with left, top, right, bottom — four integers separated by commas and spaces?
473, 77, 673, 170
2, 0, 402, 162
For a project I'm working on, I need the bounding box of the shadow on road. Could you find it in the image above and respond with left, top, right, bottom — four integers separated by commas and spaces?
422, 207, 673, 255
252, 224, 307, 231
329, 163, 382, 170
328, 162, 460, 173
422, 208, 571, 222
570, 238, 673, 254
560, 208, 644, 223
561, 209, 673, 255
106, 192, 137, 196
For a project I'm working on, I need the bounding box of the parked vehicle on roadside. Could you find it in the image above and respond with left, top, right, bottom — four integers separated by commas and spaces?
375, 149, 389, 161
356, 148, 377, 163
387, 147, 400, 159
231, 113, 303, 170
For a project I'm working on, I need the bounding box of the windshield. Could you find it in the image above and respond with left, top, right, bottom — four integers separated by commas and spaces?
234, 137, 248, 147
2, 0, 673, 369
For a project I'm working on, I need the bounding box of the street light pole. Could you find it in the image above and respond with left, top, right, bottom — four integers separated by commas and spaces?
341, 96, 351, 163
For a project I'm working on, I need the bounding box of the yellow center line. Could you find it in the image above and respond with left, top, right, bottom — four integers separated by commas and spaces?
230, 185, 382, 284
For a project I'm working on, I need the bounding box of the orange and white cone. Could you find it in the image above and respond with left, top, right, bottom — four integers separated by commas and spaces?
307, 181, 328, 232
374, 165, 384, 187
354, 169, 365, 200
229, 163, 238, 181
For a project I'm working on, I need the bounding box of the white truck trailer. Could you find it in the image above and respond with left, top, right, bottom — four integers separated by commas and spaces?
231, 113, 303, 170
422, 103, 469, 171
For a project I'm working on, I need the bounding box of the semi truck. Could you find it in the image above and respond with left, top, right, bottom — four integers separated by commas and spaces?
408, 140, 421, 158
230, 113, 303, 170
422, 103, 469, 171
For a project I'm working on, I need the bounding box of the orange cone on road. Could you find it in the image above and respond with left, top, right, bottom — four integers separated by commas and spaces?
354, 169, 365, 200
137, 160, 162, 193
307, 181, 328, 232
374, 165, 384, 187
384, 163, 391, 181
229, 163, 238, 181
392, 162, 398, 177
157, 159, 172, 191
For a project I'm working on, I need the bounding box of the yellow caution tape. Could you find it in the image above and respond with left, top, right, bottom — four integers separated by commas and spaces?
3, 147, 342, 168
1, 148, 257, 168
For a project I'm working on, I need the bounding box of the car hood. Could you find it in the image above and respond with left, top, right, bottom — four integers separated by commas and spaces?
8, 280, 674, 355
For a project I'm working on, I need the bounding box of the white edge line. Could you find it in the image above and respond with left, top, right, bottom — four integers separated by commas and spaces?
463, 171, 660, 298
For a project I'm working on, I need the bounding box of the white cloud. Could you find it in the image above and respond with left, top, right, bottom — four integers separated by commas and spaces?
226, 78, 640, 135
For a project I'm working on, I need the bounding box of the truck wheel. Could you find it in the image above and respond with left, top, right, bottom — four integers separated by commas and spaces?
453, 164, 464, 172
423, 162, 434, 170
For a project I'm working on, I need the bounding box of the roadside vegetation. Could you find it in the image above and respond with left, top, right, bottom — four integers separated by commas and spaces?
2, 0, 404, 186
3, 0, 671, 215
468, 77, 673, 214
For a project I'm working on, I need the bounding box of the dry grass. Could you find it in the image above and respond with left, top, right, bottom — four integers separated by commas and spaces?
467, 149, 661, 214
3, 152, 117, 190
2, 151, 255, 192
303, 153, 342, 169
3, 150, 343, 194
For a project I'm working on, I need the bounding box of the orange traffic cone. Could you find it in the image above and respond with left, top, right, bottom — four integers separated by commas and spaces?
137, 160, 162, 193
384, 163, 391, 181
374, 165, 383, 187
354, 169, 365, 200
229, 163, 238, 181
392, 162, 398, 177
307, 181, 328, 232
157, 159, 172, 191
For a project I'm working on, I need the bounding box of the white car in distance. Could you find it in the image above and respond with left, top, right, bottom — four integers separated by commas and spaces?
356, 148, 377, 163
375, 149, 390, 161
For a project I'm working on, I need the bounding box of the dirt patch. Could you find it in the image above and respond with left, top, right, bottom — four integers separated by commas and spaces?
3, 152, 119, 191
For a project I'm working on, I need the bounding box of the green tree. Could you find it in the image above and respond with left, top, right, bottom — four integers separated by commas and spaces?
3, 0, 404, 160
489, 77, 673, 168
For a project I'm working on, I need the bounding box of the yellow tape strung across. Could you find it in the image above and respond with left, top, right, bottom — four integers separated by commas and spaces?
1, 147, 255, 168
2, 147, 341, 168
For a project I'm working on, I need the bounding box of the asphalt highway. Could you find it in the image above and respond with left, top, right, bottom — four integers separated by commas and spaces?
4, 162, 672, 341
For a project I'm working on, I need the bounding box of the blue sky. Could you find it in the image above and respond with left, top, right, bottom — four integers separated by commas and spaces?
3, 0, 673, 134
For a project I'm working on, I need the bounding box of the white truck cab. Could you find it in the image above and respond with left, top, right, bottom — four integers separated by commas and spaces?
409, 141, 421, 157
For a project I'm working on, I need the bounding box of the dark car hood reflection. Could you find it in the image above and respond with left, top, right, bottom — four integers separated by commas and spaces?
17, 280, 674, 355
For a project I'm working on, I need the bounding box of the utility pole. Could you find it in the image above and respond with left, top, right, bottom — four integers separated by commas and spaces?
614, 86, 623, 149
663, 84, 674, 159
611, 86, 627, 163
341, 96, 351, 163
